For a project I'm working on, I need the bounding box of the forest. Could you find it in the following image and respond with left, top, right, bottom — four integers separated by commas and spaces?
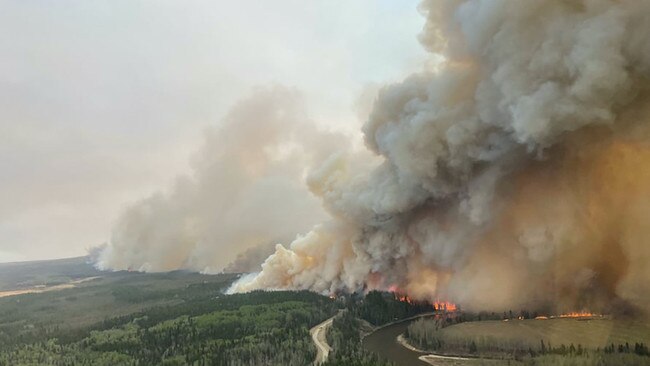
6, 259, 648, 366
0, 290, 337, 366
0, 259, 435, 366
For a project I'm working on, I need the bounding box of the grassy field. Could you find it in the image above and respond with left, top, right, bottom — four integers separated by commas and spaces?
408, 316, 650, 365
435, 317, 650, 350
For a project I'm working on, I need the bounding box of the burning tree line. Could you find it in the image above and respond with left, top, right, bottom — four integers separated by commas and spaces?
392, 293, 458, 313
389, 290, 604, 321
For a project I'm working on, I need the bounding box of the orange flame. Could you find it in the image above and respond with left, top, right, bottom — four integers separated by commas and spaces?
555, 311, 601, 318
532, 312, 603, 319
433, 300, 457, 312
395, 293, 414, 304
390, 290, 458, 312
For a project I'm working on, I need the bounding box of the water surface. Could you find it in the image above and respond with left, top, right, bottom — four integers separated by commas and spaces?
362, 318, 429, 366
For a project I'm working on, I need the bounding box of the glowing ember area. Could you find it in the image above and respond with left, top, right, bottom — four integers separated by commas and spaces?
555, 312, 603, 318
532, 312, 605, 320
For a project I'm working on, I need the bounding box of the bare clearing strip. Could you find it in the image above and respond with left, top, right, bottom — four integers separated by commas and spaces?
0, 276, 100, 298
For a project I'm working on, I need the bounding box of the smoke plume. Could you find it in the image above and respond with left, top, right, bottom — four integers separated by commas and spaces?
97, 86, 343, 273
229, 0, 650, 314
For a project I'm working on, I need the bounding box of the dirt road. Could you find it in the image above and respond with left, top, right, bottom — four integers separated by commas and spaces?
310, 313, 337, 365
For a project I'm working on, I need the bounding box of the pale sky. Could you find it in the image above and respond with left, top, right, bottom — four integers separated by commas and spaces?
0, 0, 427, 263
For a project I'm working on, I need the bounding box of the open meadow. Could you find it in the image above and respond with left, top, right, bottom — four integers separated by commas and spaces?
434, 317, 650, 350
407, 316, 650, 365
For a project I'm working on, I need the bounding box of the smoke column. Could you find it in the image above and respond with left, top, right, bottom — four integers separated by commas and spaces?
97, 87, 344, 273
229, 0, 650, 314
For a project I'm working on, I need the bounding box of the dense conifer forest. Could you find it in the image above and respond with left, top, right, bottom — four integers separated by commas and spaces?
0, 260, 435, 366
0, 290, 336, 366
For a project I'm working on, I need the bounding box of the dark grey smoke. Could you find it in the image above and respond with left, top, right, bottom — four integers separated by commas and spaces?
231, 0, 650, 315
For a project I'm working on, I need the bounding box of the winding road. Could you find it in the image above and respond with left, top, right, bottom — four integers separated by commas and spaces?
310, 313, 337, 365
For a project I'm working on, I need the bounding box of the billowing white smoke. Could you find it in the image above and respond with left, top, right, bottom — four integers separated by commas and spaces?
97, 87, 343, 273
230, 0, 650, 314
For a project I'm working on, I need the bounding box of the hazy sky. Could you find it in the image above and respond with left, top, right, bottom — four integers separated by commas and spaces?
0, 1, 426, 263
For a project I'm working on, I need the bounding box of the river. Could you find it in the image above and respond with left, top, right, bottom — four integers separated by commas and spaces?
362, 316, 431, 366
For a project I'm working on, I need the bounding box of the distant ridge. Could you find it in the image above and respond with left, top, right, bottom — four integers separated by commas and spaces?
0, 256, 101, 291
0, 255, 89, 267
